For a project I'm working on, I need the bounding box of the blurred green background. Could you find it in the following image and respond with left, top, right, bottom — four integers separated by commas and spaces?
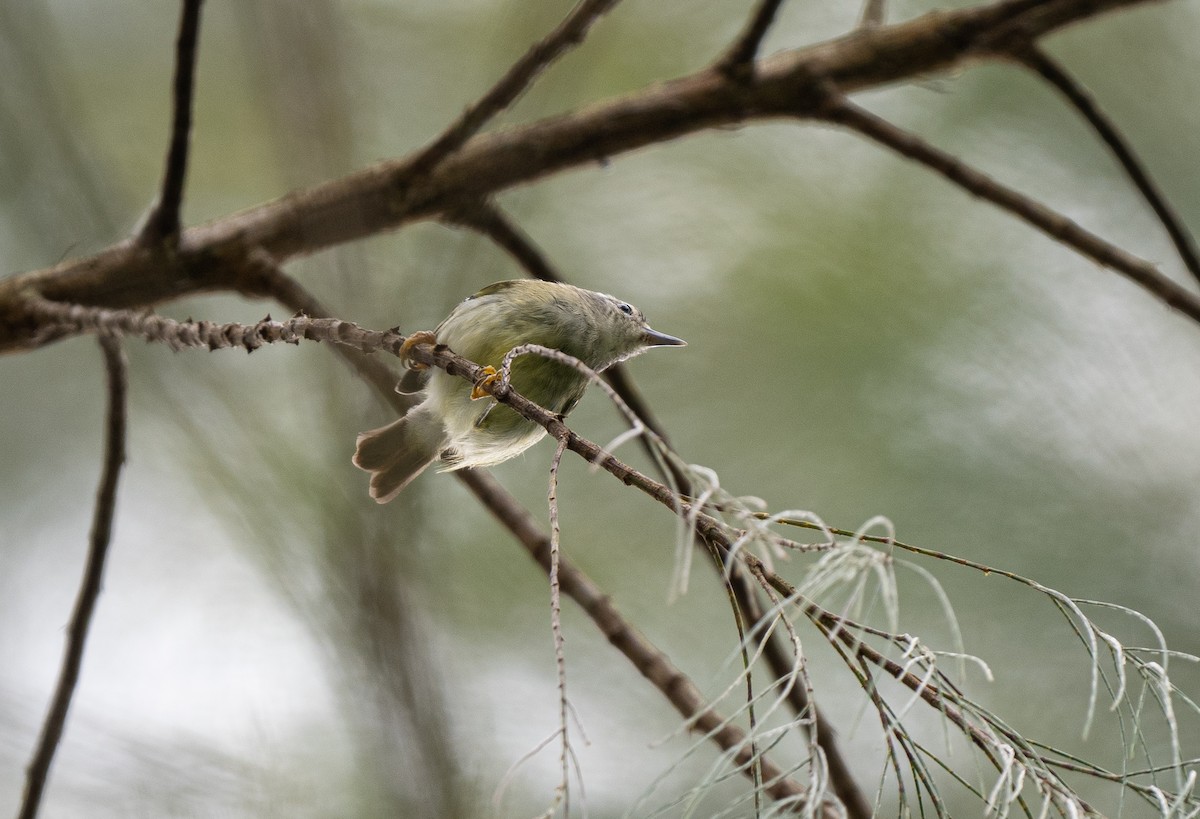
2, 1, 1199, 816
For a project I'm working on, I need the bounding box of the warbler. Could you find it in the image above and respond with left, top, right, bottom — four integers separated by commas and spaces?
354, 279, 685, 502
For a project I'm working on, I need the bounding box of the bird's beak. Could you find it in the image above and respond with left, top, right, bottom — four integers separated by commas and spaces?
642, 326, 687, 347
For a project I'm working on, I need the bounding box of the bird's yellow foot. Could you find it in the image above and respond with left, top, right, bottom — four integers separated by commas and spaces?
399, 330, 438, 370
471, 366, 500, 400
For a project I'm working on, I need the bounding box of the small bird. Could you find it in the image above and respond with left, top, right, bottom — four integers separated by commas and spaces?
354, 279, 685, 503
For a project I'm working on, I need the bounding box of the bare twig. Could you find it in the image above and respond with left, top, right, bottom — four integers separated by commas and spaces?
1019, 45, 1200, 286
19, 333, 128, 819
821, 94, 1200, 324
728, 567, 874, 819
443, 200, 563, 284
408, 0, 623, 177
718, 0, 788, 78
138, 0, 204, 244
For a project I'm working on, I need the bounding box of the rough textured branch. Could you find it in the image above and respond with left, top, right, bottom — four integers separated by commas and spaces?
0, 0, 1160, 352
11, 299, 1136, 810
19, 333, 128, 819
21, 294, 409, 357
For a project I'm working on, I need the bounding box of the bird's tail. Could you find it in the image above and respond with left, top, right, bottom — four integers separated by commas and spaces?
353, 407, 445, 503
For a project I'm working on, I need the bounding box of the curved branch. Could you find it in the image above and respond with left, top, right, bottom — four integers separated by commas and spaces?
15, 300, 1175, 812
822, 94, 1200, 322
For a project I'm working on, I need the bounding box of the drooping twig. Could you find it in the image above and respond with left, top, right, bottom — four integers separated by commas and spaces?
459, 467, 823, 811
408, 0, 623, 177
718, 0, 788, 78
1019, 45, 1200, 286
727, 566, 874, 819
821, 93, 1200, 324
19, 333, 128, 819
546, 437, 574, 815
138, 0, 205, 244
449, 201, 873, 817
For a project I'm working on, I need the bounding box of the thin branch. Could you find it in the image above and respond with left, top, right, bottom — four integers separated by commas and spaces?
243, 256, 416, 415
443, 200, 675, 448
19, 293, 410, 357
821, 93, 1200, 324
718, 0, 788, 78
19, 333, 128, 819
1018, 45, 1200, 286
547, 438, 573, 814
138, 0, 204, 244
408, 0, 623, 177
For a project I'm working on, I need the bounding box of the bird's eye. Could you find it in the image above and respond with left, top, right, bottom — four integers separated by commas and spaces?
618, 302, 634, 315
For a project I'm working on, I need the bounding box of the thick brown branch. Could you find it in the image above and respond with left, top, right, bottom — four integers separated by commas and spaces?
19, 333, 128, 819
0, 0, 1158, 352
